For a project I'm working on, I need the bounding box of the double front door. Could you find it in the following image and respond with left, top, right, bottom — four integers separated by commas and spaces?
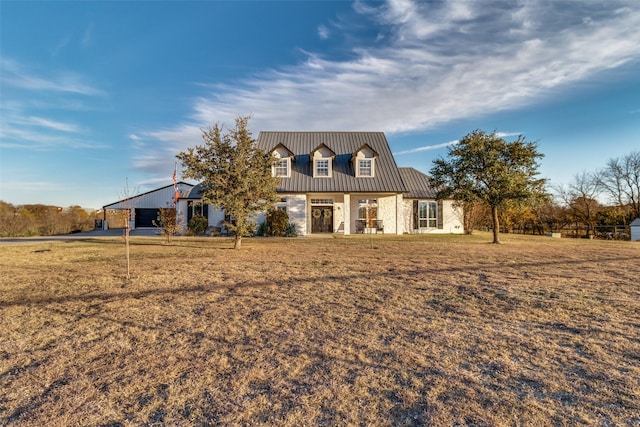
311, 206, 333, 233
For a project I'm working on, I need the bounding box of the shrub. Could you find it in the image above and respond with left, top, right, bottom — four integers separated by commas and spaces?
188, 214, 208, 236
267, 210, 289, 236
255, 221, 268, 237
284, 223, 298, 237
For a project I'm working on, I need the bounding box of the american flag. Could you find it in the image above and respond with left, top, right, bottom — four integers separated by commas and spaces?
173, 162, 179, 206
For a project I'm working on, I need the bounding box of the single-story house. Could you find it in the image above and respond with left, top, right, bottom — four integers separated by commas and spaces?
102, 131, 463, 236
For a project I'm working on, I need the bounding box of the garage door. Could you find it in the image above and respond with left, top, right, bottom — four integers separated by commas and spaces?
135, 208, 160, 228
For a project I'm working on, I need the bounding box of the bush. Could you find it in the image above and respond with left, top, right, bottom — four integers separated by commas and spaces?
267, 210, 289, 236
188, 214, 208, 236
284, 223, 298, 237
255, 221, 268, 237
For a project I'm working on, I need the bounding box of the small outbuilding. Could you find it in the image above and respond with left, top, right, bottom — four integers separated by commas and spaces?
102, 182, 194, 229
631, 218, 640, 242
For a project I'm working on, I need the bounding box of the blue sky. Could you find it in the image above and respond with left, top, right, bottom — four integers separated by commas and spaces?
1, 0, 639, 209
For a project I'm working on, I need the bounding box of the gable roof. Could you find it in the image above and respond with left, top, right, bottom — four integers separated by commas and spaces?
256, 131, 406, 193
353, 143, 378, 159
103, 182, 194, 209
398, 167, 437, 199
270, 143, 295, 159
310, 143, 336, 158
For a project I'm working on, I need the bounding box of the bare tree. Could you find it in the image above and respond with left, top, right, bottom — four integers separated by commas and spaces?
118, 179, 138, 280
555, 171, 602, 237
597, 151, 640, 220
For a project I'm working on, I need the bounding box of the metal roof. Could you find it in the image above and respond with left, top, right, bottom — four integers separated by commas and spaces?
103, 182, 194, 209
256, 131, 406, 193
398, 167, 437, 199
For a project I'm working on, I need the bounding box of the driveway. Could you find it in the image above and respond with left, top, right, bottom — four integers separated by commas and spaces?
0, 228, 160, 245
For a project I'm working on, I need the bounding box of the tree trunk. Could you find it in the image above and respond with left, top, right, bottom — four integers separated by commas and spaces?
234, 234, 242, 249
491, 205, 501, 244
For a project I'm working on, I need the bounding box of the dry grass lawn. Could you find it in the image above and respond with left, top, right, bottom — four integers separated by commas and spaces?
1, 233, 639, 426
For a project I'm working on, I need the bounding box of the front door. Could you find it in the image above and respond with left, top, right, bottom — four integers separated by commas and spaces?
311, 206, 333, 233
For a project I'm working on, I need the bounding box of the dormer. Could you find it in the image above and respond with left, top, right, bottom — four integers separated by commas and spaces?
310, 143, 336, 178
352, 144, 378, 178
270, 143, 294, 178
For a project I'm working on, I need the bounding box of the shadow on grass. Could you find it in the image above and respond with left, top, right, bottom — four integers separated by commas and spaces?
2, 254, 638, 309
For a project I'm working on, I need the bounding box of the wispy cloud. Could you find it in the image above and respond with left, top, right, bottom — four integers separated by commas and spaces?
0, 58, 107, 150
1, 58, 105, 96
19, 116, 79, 133
394, 140, 459, 156
318, 24, 330, 40
139, 0, 640, 177
81, 24, 94, 48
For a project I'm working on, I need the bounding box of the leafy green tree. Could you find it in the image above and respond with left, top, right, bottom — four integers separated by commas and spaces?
430, 130, 546, 244
177, 116, 279, 249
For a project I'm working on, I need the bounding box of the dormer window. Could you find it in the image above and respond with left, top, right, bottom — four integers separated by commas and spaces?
315, 159, 329, 177
353, 144, 378, 178
358, 159, 372, 177
311, 143, 335, 178
274, 158, 290, 177
270, 143, 294, 178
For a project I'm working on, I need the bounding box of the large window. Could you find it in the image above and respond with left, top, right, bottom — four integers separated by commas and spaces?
274, 158, 289, 177
418, 201, 437, 228
315, 159, 329, 177
357, 199, 377, 227
358, 159, 373, 177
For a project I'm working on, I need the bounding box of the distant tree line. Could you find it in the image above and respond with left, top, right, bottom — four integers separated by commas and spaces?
0, 202, 98, 237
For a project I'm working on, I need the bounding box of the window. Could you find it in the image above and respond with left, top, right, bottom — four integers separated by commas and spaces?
276, 198, 287, 212
357, 199, 377, 227
310, 199, 333, 205
274, 158, 289, 177
418, 201, 437, 228
315, 159, 329, 177
358, 159, 373, 177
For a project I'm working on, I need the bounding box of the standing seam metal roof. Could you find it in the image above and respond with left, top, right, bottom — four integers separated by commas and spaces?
256, 132, 406, 193
398, 167, 438, 199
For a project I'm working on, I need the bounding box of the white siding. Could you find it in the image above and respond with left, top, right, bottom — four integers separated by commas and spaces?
287, 195, 307, 236
207, 207, 225, 228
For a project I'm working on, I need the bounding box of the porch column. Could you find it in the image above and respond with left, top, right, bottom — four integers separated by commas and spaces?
396, 194, 404, 235
343, 194, 351, 235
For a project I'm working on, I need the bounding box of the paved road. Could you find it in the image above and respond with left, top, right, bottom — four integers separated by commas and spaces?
0, 228, 160, 245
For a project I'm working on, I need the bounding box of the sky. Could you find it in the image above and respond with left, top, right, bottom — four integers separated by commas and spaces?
1, 0, 639, 210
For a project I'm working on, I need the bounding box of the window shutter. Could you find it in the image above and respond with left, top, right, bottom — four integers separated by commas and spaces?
437, 200, 444, 229
413, 200, 419, 230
